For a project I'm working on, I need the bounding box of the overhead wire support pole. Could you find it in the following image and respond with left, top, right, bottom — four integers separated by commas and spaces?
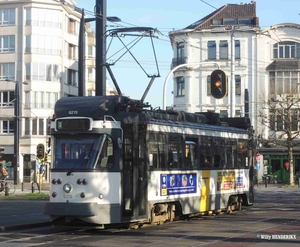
95, 0, 107, 96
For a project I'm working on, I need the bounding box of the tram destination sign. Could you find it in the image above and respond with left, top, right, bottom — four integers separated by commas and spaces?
56, 119, 90, 131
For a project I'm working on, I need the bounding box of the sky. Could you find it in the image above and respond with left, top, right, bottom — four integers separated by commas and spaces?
74, 0, 300, 109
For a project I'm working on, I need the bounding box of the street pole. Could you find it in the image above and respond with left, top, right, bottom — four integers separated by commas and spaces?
14, 82, 20, 185
95, 0, 107, 96
230, 26, 236, 117
78, 8, 86, 96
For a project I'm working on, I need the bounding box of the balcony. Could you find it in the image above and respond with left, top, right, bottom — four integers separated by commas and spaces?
171, 57, 187, 69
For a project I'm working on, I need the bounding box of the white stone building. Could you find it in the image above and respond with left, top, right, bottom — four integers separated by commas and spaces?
0, 0, 96, 183
168, 2, 300, 183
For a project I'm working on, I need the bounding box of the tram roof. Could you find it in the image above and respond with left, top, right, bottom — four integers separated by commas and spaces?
54, 96, 251, 131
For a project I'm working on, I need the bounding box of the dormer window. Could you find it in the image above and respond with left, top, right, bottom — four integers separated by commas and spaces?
223, 18, 236, 25
212, 19, 221, 25
238, 18, 252, 25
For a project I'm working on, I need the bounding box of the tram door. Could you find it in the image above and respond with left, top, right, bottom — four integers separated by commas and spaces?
122, 124, 147, 218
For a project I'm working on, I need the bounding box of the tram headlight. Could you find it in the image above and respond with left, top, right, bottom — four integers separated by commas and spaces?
57, 178, 62, 184
63, 183, 72, 193
51, 179, 56, 184
82, 179, 87, 185
77, 179, 82, 185
51, 192, 57, 198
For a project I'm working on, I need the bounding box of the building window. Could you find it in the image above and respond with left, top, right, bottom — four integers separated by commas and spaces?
223, 18, 236, 25
291, 109, 299, 131
0, 9, 15, 26
0, 63, 15, 80
25, 63, 60, 81
273, 42, 300, 59
88, 46, 94, 58
269, 71, 299, 95
68, 18, 78, 35
235, 40, 240, 59
1, 120, 14, 134
220, 110, 228, 118
238, 18, 252, 25
68, 43, 77, 60
0, 35, 15, 52
208, 41, 216, 60
25, 8, 61, 28
0, 91, 14, 107
269, 108, 299, 131
207, 75, 211, 95
87, 68, 94, 81
172, 42, 186, 68
235, 75, 241, 95
176, 76, 185, 96
68, 69, 78, 86
212, 19, 221, 25
219, 40, 228, 60
25, 35, 61, 55
39, 119, 44, 135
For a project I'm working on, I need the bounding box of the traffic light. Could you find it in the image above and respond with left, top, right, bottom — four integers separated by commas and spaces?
36, 144, 45, 160
210, 69, 227, 99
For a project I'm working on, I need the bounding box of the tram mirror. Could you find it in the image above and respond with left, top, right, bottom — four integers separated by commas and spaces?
117, 137, 122, 149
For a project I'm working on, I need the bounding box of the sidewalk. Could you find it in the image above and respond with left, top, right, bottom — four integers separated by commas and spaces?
254, 181, 300, 192
3, 181, 50, 196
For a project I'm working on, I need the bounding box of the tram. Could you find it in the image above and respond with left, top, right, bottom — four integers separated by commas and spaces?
44, 95, 254, 227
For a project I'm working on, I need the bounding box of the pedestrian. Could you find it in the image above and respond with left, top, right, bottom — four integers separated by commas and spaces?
0, 163, 8, 192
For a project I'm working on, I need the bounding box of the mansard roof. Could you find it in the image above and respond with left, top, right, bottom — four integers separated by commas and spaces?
185, 1, 259, 31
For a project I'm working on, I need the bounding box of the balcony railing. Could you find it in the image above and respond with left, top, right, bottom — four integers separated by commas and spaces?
171, 57, 187, 69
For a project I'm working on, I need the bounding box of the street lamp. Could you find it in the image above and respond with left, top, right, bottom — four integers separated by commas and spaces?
5, 79, 28, 185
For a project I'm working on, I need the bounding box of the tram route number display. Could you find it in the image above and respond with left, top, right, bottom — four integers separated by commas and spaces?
160, 173, 197, 196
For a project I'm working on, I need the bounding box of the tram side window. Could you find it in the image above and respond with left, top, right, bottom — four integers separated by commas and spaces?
168, 135, 183, 169
185, 139, 198, 169
96, 135, 114, 169
213, 138, 226, 168
199, 137, 213, 169
149, 133, 167, 169
227, 140, 237, 168
237, 139, 248, 168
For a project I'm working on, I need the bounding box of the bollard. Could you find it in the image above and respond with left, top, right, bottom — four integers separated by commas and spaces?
265, 176, 267, 188
31, 182, 35, 193
22, 182, 24, 191
4, 182, 9, 196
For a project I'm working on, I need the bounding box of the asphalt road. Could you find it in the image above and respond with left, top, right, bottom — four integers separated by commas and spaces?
0, 183, 299, 246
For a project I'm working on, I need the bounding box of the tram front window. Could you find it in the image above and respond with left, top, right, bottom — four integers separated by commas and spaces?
53, 135, 101, 169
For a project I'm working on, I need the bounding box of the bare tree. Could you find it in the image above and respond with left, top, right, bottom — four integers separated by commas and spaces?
258, 94, 300, 186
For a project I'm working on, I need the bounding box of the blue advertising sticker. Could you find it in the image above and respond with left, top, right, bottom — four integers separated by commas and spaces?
160, 173, 197, 196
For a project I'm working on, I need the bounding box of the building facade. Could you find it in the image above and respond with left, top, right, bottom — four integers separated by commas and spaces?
168, 1, 300, 183
0, 0, 96, 183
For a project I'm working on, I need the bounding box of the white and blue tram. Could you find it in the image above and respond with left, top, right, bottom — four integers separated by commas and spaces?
44, 95, 254, 227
